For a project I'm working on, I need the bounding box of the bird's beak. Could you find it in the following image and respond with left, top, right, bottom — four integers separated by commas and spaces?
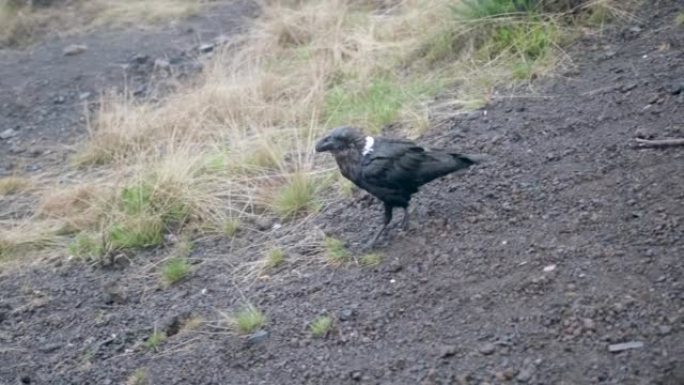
315, 136, 331, 153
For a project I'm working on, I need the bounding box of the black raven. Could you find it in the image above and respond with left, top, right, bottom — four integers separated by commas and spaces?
315, 126, 481, 247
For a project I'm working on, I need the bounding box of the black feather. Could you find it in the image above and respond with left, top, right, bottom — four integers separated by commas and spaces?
315, 126, 482, 247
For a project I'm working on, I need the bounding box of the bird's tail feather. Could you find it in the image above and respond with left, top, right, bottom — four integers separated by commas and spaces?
452, 153, 491, 164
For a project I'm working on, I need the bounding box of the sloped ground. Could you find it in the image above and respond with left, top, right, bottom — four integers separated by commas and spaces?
0, 0, 257, 176
1, 1, 683, 385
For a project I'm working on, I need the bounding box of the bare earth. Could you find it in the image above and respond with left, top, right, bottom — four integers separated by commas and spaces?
1, 1, 683, 384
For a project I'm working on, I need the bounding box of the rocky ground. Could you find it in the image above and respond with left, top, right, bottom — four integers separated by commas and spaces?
1, 0, 683, 384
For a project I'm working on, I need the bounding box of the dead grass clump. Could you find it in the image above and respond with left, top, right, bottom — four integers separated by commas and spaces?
0, 176, 31, 195
0, 0, 201, 47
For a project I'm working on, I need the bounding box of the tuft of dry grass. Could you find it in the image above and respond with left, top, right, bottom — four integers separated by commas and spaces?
0, 0, 201, 47
0, 176, 31, 195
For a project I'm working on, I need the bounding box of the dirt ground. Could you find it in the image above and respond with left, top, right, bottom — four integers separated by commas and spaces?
1, 0, 683, 384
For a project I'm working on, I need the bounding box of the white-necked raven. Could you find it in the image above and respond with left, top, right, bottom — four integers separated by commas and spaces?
315, 126, 481, 247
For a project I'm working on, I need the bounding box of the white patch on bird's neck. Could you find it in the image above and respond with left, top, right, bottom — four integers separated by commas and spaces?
362, 136, 374, 156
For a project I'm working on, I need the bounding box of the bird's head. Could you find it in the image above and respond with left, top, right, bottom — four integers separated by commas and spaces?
315, 126, 365, 154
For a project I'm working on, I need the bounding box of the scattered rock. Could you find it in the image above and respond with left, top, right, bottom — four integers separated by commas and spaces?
199, 43, 215, 53
478, 342, 496, 355
154, 58, 171, 70
63, 44, 88, 56
516, 367, 534, 383
658, 325, 672, 335
338, 308, 354, 321
666, 81, 684, 95
543, 264, 557, 273
79, 92, 91, 101
9, 145, 25, 154
38, 343, 61, 353
0, 128, 17, 139
254, 217, 274, 231
350, 370, 363, 381
132, 54, 149, 64
439, 345, 458, 358
246, 329, 269, 346
620, 82, 638, 93
608, 341, 644, 353
495, 369, 517, 381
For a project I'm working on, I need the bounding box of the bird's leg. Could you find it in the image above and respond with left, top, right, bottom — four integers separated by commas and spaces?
367, 203, 393, 249
400, 206, 410, 231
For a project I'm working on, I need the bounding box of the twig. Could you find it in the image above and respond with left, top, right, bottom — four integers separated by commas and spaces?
634, 138, 684, 148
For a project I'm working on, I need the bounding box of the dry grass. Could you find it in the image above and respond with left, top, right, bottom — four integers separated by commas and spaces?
0, 0, 200, 47
1, 0, 633, 272
0, 176, 31, 195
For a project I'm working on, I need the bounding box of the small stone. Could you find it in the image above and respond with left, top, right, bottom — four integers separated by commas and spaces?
38, 343, 61, 353
666, 81, 684, 95
582, 318, 596, 331
245, 329, 269, 346
608, 341, 644, 353
658, 325, 672, 335
79, 92, 92, 101
543, 264, 557, 273
132, 54, 149, 64
350, 371, 363, 381
154, 58, 171, 70
439, 345, 458, 358
628, 26, 642, 33
478, 342, 496, 355
620, 82, 638, 93
0, 128, 16, 139
516, 367, 533, 383
338, 309, 354, 321
63, 44, 88, 56
199, 43, 215, 53
9, 145, 25, 154
495, 369, 516, 381
254, 217, 273, 231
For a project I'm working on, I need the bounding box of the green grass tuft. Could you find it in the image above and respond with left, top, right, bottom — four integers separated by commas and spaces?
144, 329, 167, 351
161, 257, 191, 285
272, 172, 319, 219
359, 252, 382, 267
108, 214, 164, 250
676, 12, 684, 26
265, 248, 285, 269
233, 305, 266, 334
325, 77, 442, 134
324, 237, 350, 264
310, 315, 333, 337
68, 233, 104, 260
126, 369, 148, 385
223, 218, 241, 237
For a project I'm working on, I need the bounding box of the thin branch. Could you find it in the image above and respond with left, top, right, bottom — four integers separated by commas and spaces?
634, 138, 684, 148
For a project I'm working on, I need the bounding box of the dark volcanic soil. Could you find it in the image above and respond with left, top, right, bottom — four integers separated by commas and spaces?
1, 1, 683, 385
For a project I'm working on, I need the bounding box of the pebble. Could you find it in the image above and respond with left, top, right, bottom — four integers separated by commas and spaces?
608, 341, 644, 353
516, 367, 533, 383
350, 370, 363, 381
254, 217, 274, 231
199, 43, 215, 53
0, 128, 16, 139
63, 44, 88, 56
439, 345, 458, 358
246, 329, 269, 346
154, 58, 171, 70
338, 308, 354, 321
478, 342, 496, 355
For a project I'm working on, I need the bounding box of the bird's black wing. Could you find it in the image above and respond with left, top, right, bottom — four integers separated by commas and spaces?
359, 138, 428, 198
